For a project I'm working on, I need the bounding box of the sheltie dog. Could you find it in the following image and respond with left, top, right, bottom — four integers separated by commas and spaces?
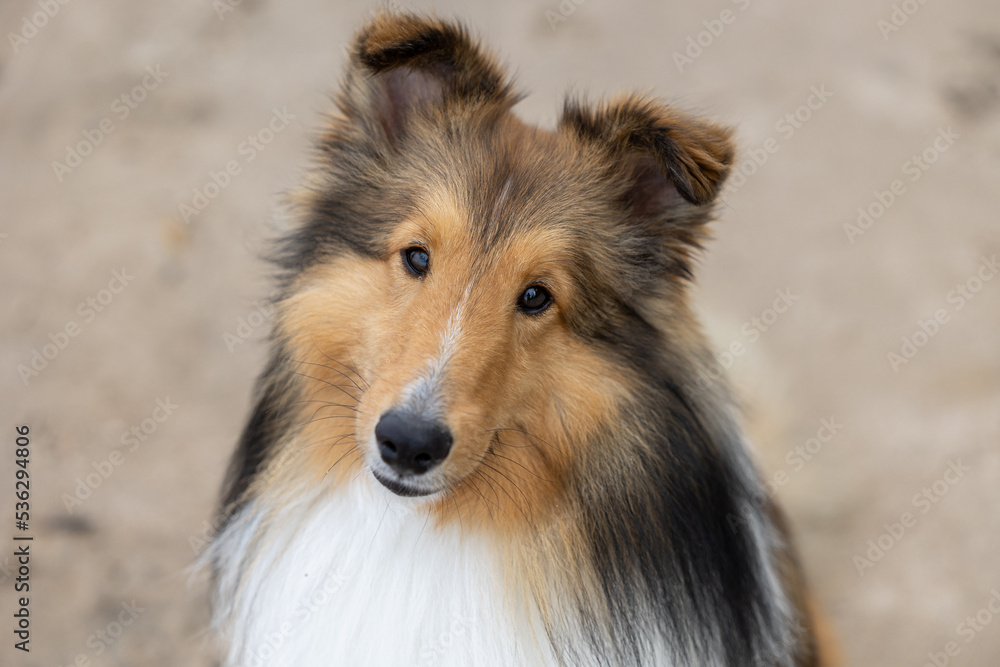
206, 12, 833, 667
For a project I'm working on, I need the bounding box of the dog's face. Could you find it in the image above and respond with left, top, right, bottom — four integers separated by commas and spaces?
276, 14, 733, 516
346, 187, 613, 498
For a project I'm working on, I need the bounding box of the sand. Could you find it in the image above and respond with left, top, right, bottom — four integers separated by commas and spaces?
1, 0, 998, 664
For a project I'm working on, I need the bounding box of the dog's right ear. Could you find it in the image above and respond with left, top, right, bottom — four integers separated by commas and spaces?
337, 12, 516, 147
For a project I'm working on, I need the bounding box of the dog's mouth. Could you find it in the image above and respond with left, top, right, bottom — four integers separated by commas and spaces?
370, 468, 438, 497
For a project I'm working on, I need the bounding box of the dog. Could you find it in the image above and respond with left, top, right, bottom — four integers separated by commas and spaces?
206, 12, 834, 666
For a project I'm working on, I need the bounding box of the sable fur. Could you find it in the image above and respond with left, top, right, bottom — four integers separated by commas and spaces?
209, 11, 831, 667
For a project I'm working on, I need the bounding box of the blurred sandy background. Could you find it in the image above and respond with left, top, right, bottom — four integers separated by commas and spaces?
1, 0, 998, 665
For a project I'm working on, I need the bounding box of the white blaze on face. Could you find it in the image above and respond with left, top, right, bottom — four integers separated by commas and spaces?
400, 283, 473, 420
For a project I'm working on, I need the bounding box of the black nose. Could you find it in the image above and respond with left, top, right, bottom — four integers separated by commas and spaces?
375, 410, 453, 475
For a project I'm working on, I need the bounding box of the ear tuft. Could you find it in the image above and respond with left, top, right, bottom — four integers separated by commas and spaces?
356, 14, 510, 101
343, 12, 516, 144
560, 96, 734, 207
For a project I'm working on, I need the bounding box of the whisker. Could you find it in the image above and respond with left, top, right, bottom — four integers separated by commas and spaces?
294, 357, 366, 396
324, 444, 361, 477
448, 488, 464, 534
490, 447, 553, 484
477, 463, 531, 525
486, 427, 555, 451
367, 500, 391, 554
341, 349, 371, 390
300, 384, 361, 407
301, 401, 358, 426
411, 512, 431, 556
480, 459, 530, 505
307, 337, 371, 391
297, 414, 359, 429
298, 431, 357, 453
469, 469, 501, 509
288, 398, 360, 409
465, 476, 498, 522
290, 370, 360, 403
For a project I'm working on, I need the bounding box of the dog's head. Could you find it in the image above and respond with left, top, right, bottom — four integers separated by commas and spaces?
276, 13, 734, 516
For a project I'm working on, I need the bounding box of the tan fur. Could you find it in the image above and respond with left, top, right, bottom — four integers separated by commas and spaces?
270, 185, 637, 641
277, 187, 633, 539
219, 12, 839, 665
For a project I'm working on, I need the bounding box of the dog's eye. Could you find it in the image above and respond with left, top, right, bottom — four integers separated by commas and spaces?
402, 246, 430, 277
518, 285, 552, 314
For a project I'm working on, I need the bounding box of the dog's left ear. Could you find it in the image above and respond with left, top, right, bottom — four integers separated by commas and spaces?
341, 12, 516, 146
559, 96, 734, 208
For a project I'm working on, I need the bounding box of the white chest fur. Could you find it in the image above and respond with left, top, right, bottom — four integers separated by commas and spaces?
210, 479, 557, 667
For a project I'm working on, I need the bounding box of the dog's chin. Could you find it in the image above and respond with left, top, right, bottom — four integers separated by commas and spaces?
371, 468, 440, 497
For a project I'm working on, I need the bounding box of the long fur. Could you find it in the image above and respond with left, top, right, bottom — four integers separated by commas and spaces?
206, 12, 826, 667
